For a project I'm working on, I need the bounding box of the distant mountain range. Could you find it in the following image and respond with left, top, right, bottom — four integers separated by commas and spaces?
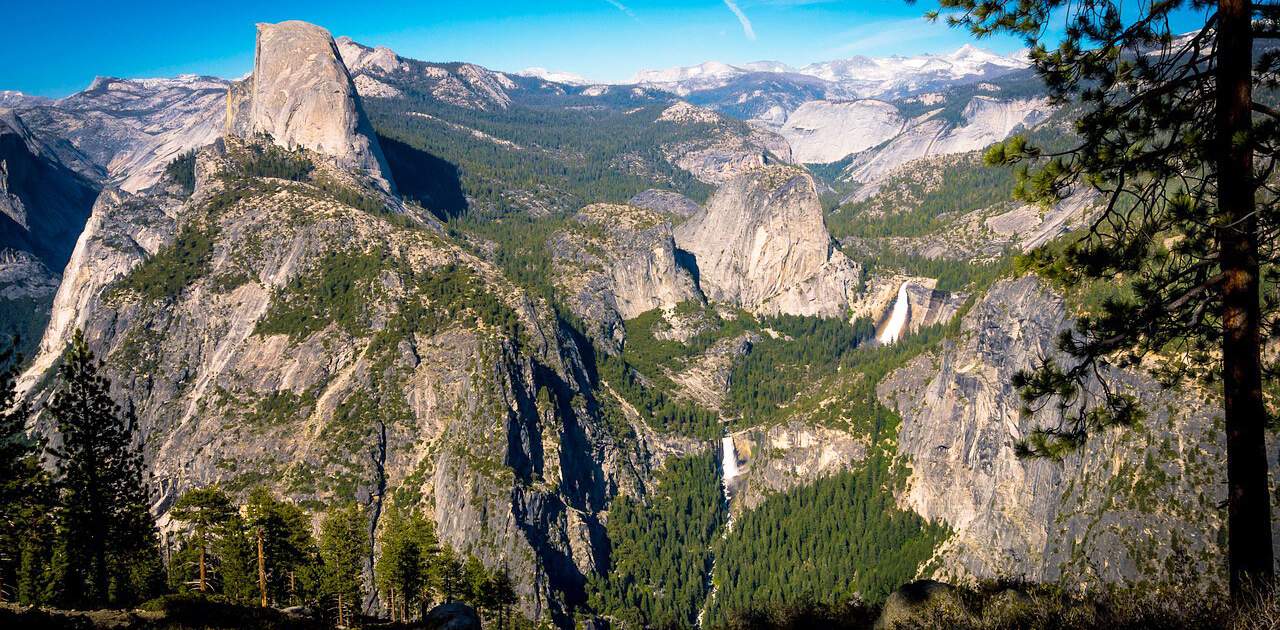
516, 44, 1027, 101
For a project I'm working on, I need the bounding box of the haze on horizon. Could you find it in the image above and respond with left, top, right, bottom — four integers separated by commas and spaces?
2, 0, 1194, 98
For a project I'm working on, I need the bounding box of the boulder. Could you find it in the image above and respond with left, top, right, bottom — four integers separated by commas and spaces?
875, 580, 963, 629
422, 602, 481, 630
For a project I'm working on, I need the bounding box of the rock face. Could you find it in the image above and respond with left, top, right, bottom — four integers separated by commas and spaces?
242, 21, 393, 190
658, 104, 794, 185
19, 138, 666, 624
19, 184, 179, 398
728, 422, 867, 511
841, 96, 1053, 200
551, 203, 703, 348
780, 99, 904, 164
0, 113, 101, 273
8, 75, 229, 192
0, 112, 102, 354
879, 276, 1257, 584
674, 165, 861, 317
627, 189, 700, 219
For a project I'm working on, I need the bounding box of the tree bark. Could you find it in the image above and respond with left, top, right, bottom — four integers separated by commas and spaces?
198, 542, 207, 593
257, 527, 267, 607
1218, 0, 1274, 597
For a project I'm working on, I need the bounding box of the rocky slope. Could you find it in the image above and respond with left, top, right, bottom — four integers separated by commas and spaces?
337, 36, 521, 111
674, 165, 861, 317
14, 22, 669, 625
7, 75, 229, 192
550, 202, 702, 349
657, 102, 793, 184
839, 95, 1053, 199
879, 276, 1257, 584
779, 99, 904, 164
0, 112, 101, 353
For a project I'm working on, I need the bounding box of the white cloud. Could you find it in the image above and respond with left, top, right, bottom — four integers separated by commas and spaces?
723, 0, 757, 41
604, 0, 638, 21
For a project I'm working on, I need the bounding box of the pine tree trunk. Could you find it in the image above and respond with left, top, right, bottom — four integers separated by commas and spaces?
257, 527, 267, 607
338, 591, 345, 627
1218, 0, 1274, 597
198, 542, 207, 593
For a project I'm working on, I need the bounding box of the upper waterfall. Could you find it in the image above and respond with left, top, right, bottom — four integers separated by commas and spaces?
878, 281, 911, 345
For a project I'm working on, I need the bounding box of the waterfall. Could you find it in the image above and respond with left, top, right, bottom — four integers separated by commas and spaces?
877, 281, 910, 345
702, 435, 741, 627
721, 436, 740, 493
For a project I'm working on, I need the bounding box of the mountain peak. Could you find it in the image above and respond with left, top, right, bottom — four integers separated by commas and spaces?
242, 20, 393, 191
517, 67, 592, 85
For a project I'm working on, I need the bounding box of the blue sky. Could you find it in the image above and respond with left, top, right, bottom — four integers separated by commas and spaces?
3, 1, 1208, 97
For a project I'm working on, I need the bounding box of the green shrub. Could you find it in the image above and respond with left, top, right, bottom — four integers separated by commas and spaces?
254, 249, 388, 341
164, 149, 197, 196
114, 224, 217, 301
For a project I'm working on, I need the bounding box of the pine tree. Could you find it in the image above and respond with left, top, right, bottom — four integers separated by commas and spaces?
215, 513, 260, 605
320, 502, 367, 625
433, 548, 465, 604
922, 0, 1280, 594
46, 330, 163, 607
171, 486, 234, 594
375, 501, 439, 620
244, 486, 317, 607
462, 554, 492, 615
0, 340, 53, 604
489, 567, 519, 630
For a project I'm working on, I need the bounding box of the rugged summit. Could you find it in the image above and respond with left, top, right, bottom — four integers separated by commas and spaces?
240, 21, 393, 190
674, 165, 861, 317
551, 203, 703, 348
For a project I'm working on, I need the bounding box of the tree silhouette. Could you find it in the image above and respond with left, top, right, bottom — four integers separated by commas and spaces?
0, 340, 53, 603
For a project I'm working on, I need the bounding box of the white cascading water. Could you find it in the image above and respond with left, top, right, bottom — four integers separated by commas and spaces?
721, 436, 740, 497
877, 281, 911, 345
701, 435, 741, 627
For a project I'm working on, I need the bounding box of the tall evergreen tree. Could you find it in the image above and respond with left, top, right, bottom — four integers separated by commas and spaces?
319, 502, 367, 625
171, 486, 235, 594
0, 340, 53, 603
375, 501, 439, 620
921, 0, 1280, 593
489, 567, 519, 630
46, 330, 163, 607
433, 549, 465, 604
244, 486, 317, 607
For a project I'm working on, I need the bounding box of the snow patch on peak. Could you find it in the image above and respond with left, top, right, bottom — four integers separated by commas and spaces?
517, 67, 592, 85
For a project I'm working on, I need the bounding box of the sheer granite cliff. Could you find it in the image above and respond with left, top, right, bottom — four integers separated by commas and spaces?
674, 165, 862, 317
878, 276, 1269, 585
236, 21, 394, 192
